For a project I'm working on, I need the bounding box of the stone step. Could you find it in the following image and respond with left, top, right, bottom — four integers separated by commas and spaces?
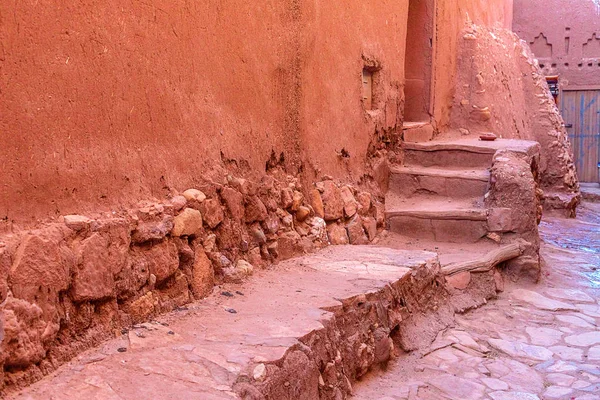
402, 138, 540, 169
11, 246, 439, 400
385, 197, 488, 243
389, 165, 490, 199
403, 141, 497, 169
403, 121, 434, 143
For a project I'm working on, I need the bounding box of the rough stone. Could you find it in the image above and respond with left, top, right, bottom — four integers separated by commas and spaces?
327, 223, 349, 245
63, 215, 92, 231
172, 208, 203, 237
488, 207, 515, 232
310, 189, 325, 219
295, 206, 311, 222
346, 216, 369, 245
10, 233, 72, 307
309, 217, 328, 243
320, 181, 344, 221
221, 187, 245, 221
158, 270, 191, 309
245, 195, 268, 223
200, 198, 224, 229
72, 233, 116, 302
132, 241, 179, 284
132, 215, 174, 244
182, 189, 207, 203
340, 186, 358, 218
126, 291, 157, 323
203, 234, 217, 253
361, 216, 377, 242
1, 297, 50, 367
446, 271, 471, 290
253, 363, 267, 382
264, 214, 280, 234
280, 188, 294, 209
223, 260, 254, 283
356, 192, 372, 216
170, 195, 187, 211
191, 249, 214, 299
277, 231, 304, 260
249, 224, 267, 244
291, 191, 304, 212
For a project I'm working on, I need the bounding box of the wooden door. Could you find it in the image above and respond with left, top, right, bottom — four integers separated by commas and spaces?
561, 90, 600, 183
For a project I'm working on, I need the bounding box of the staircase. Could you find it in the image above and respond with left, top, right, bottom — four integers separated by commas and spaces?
386, 140, 497, 243
385, 138, 539, 245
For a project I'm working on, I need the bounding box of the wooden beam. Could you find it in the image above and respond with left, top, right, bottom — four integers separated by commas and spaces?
442, 242, 524, 276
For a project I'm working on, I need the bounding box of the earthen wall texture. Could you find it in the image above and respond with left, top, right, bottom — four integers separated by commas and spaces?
0, 0, 410, 227
0, 0, 515, 227
513, 0, 600, 88
450, 26, 580, 214
433, 0, 514, 129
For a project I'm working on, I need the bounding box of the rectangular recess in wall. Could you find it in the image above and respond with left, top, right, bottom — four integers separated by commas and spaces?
362, 68, 373, 110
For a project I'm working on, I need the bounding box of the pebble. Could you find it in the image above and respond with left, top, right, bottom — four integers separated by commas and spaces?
253, 363, 267, 382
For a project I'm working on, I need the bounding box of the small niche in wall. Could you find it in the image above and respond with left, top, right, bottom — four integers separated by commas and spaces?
362, 68, 374, 110
361, 62, 381, 111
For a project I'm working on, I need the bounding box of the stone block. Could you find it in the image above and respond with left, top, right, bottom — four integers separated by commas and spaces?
200, 198, 225, 229
321, 181, 344, 221
72, 233, 116, 302
172, 208, 203, 237
221, 187, 245, 221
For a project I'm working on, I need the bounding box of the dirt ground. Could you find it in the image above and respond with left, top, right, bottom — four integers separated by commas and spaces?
353, 201, 600, 400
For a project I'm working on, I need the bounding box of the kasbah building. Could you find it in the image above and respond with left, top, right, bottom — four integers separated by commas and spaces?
0, 0, 599, 399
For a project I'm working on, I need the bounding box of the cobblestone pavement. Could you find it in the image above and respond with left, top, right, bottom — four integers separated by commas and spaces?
354, 202, 600, 400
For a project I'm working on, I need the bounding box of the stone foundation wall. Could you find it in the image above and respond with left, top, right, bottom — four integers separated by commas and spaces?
0, 167, 384, 392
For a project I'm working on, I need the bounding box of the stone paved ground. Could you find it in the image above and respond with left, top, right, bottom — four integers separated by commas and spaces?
354, 202, 600, 400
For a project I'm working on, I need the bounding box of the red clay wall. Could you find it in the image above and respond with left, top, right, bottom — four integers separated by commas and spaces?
0, 0, 408, 227
0, 0, 516, 228
513, 0, 600, 88
433, 0, 514, 129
